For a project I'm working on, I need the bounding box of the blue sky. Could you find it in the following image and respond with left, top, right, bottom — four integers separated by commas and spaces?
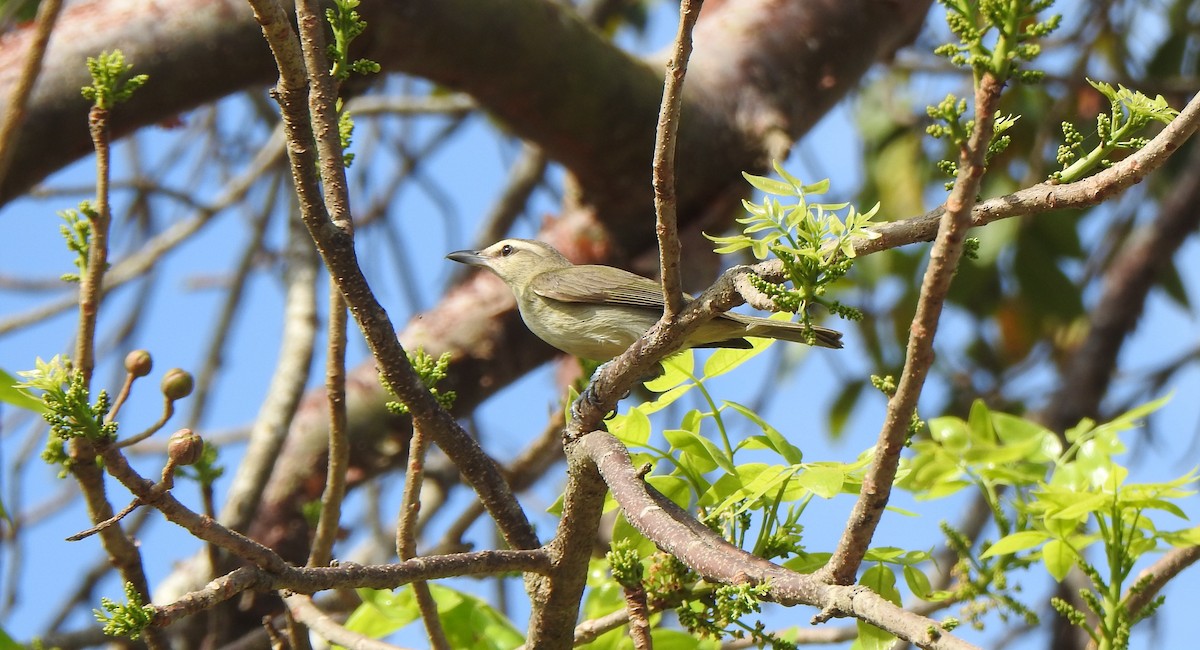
1, 1, 1198, 648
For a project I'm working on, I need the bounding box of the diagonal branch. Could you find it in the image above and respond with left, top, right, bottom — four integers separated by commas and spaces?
817, 72, 1008, 586
581, 430, 980, 650
244, 0, 540, 552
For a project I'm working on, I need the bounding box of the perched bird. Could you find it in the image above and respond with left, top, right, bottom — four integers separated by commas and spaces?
447, 238, 842, 361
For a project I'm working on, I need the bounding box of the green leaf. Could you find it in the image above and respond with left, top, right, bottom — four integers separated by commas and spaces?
1042, 538, 1075, 582
0, 626, 19, 650
725, 401, 803, 464
0, 368, 47, 413
902, 565, 934, 599
663, 428, 729, 474
783, 551, 831, 574
703, 336, 772, 378
345, 588, 420, 641
742, 171, 797, 197
991, 412, 1061, 462
795, 464, 845, 499
651, 628, 710, 650
433, 584, 524, 650
982, 530, 1051, 558
853, 619, 897, 650
1049, 493, 1108, 520
611, 407, 651, 446
710, 464, 797, 514
967, 399, 995, 442
638, 384, 695, 415
928, 416, 970, 453
645, 351, 694, 392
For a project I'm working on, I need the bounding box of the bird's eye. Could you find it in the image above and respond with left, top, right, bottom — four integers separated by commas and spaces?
500, 244, 514, 257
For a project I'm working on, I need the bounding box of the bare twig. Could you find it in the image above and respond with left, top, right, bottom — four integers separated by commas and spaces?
283, 594, 411, 650
148, 551, 551, 629
652, 0, 703, 317
818, 72, 1008, 585
1122, 545, 1200, 618
395, 423, 451, 650
309, 287, 350, 567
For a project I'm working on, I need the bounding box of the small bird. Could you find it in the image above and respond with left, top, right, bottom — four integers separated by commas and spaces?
447, 238, 842, 361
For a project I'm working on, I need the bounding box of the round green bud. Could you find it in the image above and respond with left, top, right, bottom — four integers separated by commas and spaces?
161, 368, 194, 401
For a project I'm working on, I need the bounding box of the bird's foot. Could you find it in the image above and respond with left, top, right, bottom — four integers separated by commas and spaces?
569, 361, 629, 423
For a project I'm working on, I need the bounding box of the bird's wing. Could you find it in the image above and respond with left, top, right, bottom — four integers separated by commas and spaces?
529, 265, 680, 309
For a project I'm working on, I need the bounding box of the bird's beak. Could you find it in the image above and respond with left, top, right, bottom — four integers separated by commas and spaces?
446, 249, 486, 266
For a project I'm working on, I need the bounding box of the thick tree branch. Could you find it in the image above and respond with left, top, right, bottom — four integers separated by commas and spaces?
581, 431, 979, 650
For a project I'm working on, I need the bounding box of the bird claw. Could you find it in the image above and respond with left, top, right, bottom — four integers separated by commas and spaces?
570, 377, 623, 423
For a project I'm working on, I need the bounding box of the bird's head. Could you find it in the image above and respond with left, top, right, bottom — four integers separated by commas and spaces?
446, 238, 572, 289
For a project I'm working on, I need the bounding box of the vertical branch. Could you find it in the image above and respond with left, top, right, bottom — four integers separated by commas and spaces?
818, 73, 1006, 586
395, 424, 451, 650
652, 0, 704, 318
308, 289, 349, 567
66, 63, 164, 650
294, 0, 352, 232
76, 107, 113, 384
527, 4, 705, 645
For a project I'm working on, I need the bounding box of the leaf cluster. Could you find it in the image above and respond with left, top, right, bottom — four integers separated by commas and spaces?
57, 202, 99, 283
80, 50, 148, 110
933, 0, 1060, 83
17, 356, 117, 476
1053, 80, 1179, 183
326, 0, 381, 81
706, 162, 878, 329
93, 583, 155, 640
384, 349, 457, 415
901, 395, 1196, 648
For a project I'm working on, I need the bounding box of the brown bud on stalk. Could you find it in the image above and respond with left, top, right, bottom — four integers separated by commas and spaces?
167, 428, 204, 466
124, 349, 153, 377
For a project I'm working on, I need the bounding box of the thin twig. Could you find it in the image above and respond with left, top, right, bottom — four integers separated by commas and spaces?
309, 287, 350, 567
147, 551, 551, 629
65, 75, 165, 650
651, 0, 703, 318
817, 72, 1008, 586
395, 423, 451, 650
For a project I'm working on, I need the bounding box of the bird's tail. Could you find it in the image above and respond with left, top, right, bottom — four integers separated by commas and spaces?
735, 315, 844, 349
